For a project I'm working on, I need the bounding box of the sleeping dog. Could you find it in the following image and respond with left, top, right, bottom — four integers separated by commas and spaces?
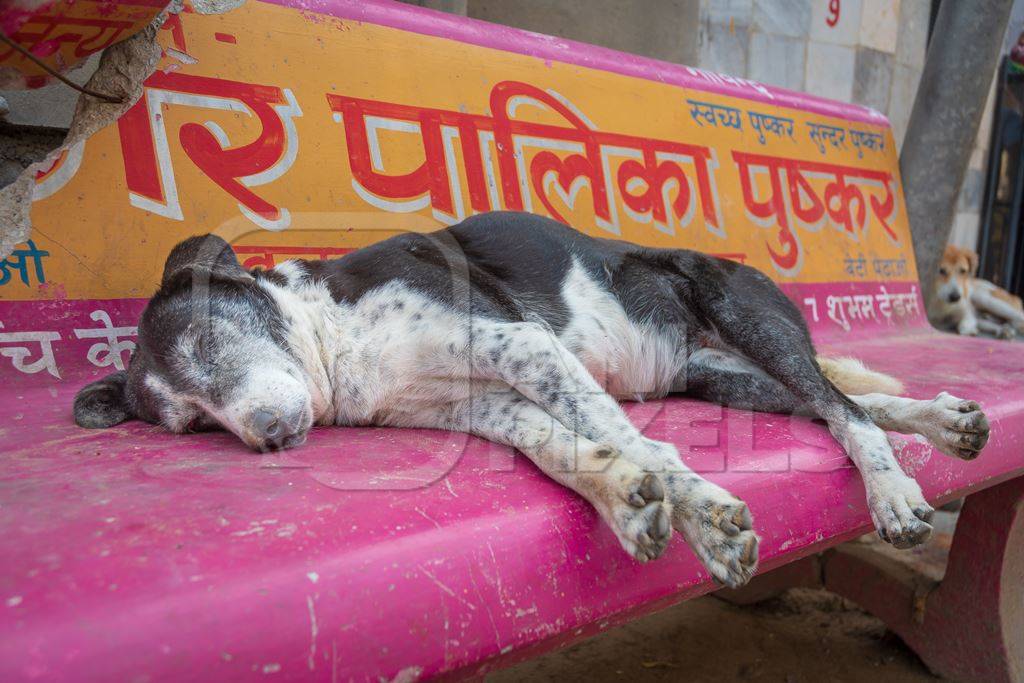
73, 212, 990, 587
933, 244, 1024, 338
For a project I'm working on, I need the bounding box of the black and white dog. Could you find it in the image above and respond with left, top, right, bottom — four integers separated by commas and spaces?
74, 212, 989, 587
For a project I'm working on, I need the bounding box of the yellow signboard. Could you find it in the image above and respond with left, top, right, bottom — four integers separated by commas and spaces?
4, 0, 914, 303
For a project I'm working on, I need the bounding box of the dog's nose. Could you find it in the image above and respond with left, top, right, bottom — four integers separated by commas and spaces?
252, 409, 295, 443
948, 291, 961, 303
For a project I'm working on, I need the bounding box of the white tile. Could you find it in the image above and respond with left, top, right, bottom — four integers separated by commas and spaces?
895, 0, 929, 67
805, 41, 855, 102
810, 0, 863, 46
701, 21, 749, 78
748, 32, 807, 90
752, 0, 811, 38
705, 0, 753, 26
859, 0, 900, 53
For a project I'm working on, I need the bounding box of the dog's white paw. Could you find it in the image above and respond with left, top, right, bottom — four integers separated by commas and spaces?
674, 480, 759, 588
957, 320, 980, 336
914, 392, 990, 460
611, 493, 673, 563
866, 473, 934, 549
591, 454, 673, 562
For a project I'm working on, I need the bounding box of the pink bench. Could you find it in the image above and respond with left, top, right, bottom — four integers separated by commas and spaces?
1, 1, 1022, 681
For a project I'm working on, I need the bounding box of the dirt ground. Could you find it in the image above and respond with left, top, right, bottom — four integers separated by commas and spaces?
490, 512, 964, 682
489, 587, 937, 682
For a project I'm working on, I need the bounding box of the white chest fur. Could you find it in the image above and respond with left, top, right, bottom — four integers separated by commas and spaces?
262, 258, 686, 429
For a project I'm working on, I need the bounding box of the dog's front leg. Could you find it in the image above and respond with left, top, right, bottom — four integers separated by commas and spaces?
972, 287, 1024, 334
976, 317, 1016, 338
957, 309, 981, 336
439, 388, 672, 562
466, 320, 650, 449
463, 320, 758, 586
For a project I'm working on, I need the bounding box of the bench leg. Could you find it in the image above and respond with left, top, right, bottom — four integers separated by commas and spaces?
715, 478, 1023, 681
825, 477, 1023, 683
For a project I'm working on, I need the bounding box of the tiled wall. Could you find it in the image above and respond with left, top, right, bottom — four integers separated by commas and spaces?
699, 0, 929, 146
698, 0, 1005, 254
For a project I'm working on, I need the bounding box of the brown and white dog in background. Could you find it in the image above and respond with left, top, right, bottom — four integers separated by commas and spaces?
934, 245, 1024, 338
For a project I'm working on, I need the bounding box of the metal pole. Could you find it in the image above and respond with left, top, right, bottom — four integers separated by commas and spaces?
900, 0, 1013, 314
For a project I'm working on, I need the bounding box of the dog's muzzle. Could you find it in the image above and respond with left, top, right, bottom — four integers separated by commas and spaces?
249, 408, 310, 451
947, 290, 961, 303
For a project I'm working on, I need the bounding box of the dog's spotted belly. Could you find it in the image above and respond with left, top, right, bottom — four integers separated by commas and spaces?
557, 263, 687, 401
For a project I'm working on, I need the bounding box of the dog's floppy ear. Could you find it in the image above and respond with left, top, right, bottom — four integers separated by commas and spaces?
162, 234, 248, 286
74, 370, 132, 428
967, 250, 979, 277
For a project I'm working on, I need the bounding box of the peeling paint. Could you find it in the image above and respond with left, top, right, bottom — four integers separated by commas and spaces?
0, 14, 163, 258
306, 595, 318, 670
164, 47, 198, 65
1, 0, 247, 259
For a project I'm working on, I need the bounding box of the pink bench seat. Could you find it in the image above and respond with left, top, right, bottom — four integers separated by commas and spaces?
2, 313, 1022, 681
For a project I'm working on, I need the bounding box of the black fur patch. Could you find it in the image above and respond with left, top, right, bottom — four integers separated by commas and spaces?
74, 370, 131, 428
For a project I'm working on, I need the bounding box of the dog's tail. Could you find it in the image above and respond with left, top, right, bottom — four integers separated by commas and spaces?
816, 356, 904, 396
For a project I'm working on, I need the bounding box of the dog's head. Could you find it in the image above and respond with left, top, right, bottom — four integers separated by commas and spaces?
936, 244, 978, 305
73, 234, 314, 451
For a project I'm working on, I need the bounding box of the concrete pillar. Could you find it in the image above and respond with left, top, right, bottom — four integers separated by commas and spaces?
899, 0, 1013, 308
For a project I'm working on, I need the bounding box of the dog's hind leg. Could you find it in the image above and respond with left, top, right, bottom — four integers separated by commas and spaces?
678, 348, 990, 462
673, 347, 809, 414
848, 393, 989, 460
680, 260, 935, 548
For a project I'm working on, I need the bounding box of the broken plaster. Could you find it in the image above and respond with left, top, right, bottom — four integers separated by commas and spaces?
0, 0, 247, 260
0, 14, 164, 259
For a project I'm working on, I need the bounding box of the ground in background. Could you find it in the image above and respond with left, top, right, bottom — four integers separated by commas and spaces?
489, 587, 937, 682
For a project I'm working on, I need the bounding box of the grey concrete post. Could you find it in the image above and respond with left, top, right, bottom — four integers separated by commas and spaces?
900, 0, 1013, 312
